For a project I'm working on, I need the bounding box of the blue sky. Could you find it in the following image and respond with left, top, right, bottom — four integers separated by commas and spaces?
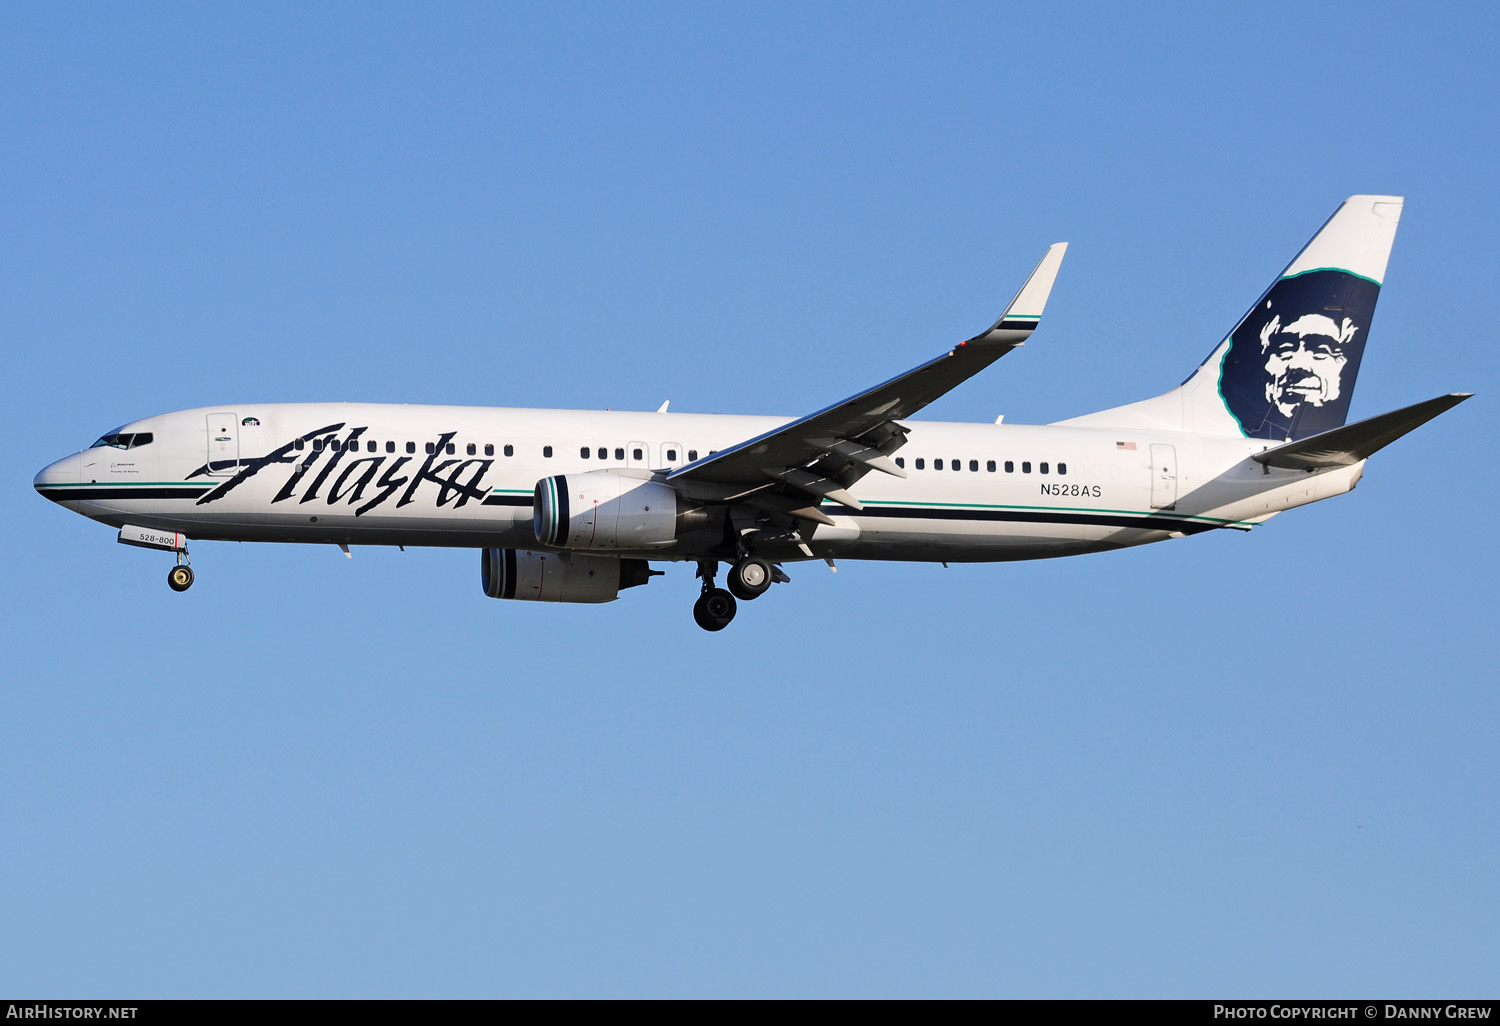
3, 2, 1496, 997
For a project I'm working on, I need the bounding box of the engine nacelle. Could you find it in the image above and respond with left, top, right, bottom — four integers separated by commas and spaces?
533, 469, 694, 551
481, 548, 653, 604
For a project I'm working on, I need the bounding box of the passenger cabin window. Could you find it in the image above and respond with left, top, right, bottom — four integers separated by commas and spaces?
1040, 462, 1049, 475
1005, 461, 1014, 473
425, 442, 435, 454
952, 459, 961, 472
368, 441, 377, 453
580, 446, 590, 459
1058, 462, 1067, 475
598, 447, 607, 460
467, 443, 477, 456
666, 448, 677, 461
632, 447, 643, 460
295, 439, 305, 451
314, 439, 324, 452
970, 459, 979, 472
614, 447, 625, 460
895, 457, 906, 468
543, 446, 553, 458
485, 444, 494, 456
986, 460, 996, 472
386, 441, 396, 453
1022, 461, 1032, 474
504, 444, 514, 457
934, 459, 943, 470
915, 458, 925, 470
407, 442, 416, 454
446, 443, 456, 455
688, 450, 698, 462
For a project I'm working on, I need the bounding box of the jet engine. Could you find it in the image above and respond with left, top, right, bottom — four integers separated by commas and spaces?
480, 548, 654, 604
532, 469, 705, 551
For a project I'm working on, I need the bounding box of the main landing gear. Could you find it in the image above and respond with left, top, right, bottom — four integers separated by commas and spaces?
167, 549, 194, 592
693, 586, 737, 632
692, 556, 778, 631
727, 556, 772, 600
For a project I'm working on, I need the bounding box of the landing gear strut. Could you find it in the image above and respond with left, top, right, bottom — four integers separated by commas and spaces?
692, 560, 737, 631
167, 549, 194, 592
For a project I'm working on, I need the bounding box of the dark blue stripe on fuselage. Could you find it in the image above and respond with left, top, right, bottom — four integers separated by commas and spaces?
824, 504, 1221, 535
38, 486, 1223, 536
37, 487, 216, 501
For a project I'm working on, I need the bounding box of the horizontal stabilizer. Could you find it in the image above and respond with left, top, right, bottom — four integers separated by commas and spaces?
1253, 393, 1471, 470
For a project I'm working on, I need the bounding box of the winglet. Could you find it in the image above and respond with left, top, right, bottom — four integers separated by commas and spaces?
975, 242, 1067, 338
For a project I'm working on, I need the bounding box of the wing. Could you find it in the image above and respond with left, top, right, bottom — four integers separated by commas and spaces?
666, 243, 1067, 531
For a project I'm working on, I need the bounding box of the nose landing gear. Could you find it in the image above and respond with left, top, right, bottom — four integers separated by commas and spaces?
167, 548, 194, 592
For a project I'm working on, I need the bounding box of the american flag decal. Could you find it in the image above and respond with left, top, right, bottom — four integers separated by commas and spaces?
1116, 441, 1137, 450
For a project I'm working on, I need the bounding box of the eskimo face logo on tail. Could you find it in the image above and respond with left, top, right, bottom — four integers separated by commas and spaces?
1259, 312, 1358, 417
1219, 268, 1380, 441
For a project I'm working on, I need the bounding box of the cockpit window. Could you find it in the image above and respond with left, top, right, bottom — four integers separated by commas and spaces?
89, 431, 154, 450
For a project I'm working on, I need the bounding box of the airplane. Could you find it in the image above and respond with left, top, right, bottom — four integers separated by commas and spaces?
34, 196, 1470, 631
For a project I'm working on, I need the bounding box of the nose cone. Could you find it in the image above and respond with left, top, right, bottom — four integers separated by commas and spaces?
34, 453, 80, 502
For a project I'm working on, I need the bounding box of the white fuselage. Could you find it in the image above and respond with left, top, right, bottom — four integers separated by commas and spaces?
34, 403, 1364, 563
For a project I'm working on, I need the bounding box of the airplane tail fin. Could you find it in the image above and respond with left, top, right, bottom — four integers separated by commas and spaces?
1057, 196, 1404, 441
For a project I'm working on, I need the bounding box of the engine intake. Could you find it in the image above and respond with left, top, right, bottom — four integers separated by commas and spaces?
533, 469, 701, 551
481, 548, 653, 604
